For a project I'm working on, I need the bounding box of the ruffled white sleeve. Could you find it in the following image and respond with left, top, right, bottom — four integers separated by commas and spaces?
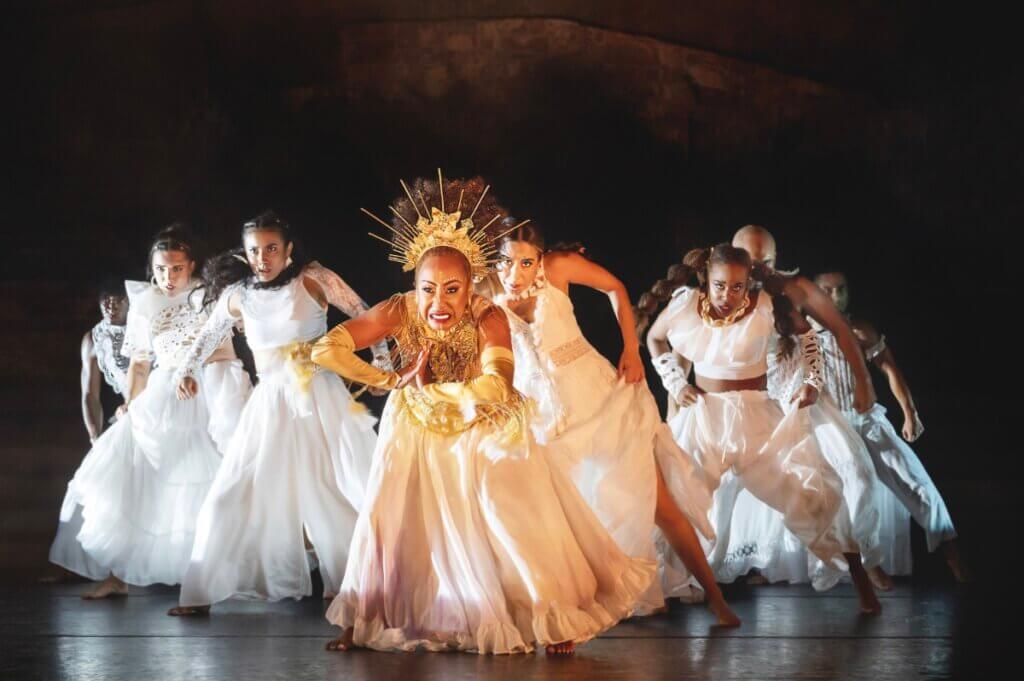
170, 284, 241, 383
121, 280, 155, 362
304, 262, 393, 371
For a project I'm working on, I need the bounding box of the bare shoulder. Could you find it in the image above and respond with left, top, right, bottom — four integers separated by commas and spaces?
476, 300, 511, 343
847, 315, 881, 346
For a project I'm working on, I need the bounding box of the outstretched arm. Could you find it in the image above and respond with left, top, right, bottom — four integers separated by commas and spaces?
854, 319, 923, 441
546, 251, 644, 383
312, 297, 428, 390
80, 333, 103, 443
785, 276, 876, 412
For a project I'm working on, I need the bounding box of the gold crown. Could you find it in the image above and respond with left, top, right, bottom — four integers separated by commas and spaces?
363, 169, 528, 282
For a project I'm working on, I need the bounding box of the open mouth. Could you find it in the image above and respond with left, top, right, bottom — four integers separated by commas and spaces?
428, 311, 453, 324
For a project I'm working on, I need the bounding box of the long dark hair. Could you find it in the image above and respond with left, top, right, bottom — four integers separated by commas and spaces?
635, 242, 798, 354
492, 217, 587, 257
201, 210, 308, 306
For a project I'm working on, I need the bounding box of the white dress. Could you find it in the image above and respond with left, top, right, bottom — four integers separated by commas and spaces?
324, 293, 655, 654
817, 326, 954, 554
176, 267, 381, 606
712, 330, 886, 589
49, 283, 239, 586
499, 284, 714, 610
657, 287, 848, 571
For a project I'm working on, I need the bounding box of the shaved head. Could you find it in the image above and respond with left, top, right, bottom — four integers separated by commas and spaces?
732, 224, 777, 268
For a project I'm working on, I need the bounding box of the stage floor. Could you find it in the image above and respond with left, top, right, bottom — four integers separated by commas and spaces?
0, 580, 990, 680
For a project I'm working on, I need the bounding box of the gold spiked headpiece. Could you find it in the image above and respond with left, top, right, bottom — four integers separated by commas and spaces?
363, 169, 529, 282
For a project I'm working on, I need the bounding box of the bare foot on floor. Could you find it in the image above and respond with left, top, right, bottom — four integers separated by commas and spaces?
943, 540, 972, 583
868, 566, 895, 591
846, 553, 882, 616
745, 573, 768, 586
325, 627, 355, 652
545, 640, 576, 655
709, 598, 741, 627
82, 576, 127, 600
167, 605, 211, 617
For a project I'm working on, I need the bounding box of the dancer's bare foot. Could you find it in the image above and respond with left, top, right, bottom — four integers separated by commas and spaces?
82, 576, 127, 599
846, 553, 882, 615
868, 566, 895, 591
545, 640, 576, 655
167, 605, 211, 617
745, 572, 768, 586
943, 540, 971, 582
323, 591, 336, 601
709, 597, 741, 627
325, 627, 355, 652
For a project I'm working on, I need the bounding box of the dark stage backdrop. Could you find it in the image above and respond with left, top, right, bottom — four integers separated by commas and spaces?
2, 1, 1021, 580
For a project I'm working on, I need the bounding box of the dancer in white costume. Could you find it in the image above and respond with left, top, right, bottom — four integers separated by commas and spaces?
48, 280, 131, 583
169, 211, 386, 615
50, 225, 247, 598
641, 243, 882, 613
814, 270, 965, 581
314, 174, 656, 655
724, 226, 924, 589
699, 226, 886, 591
488, 219, 738, 626
81, 279, 130, 440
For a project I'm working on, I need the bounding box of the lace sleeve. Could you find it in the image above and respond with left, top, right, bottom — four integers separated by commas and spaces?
170, 284, 242, 384
304, 262, 393, 370
799, 329, 825, 391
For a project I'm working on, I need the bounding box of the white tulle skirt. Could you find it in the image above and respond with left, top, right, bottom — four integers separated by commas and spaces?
667, 390, 846, 570
178, 367, 377, 607
325, 392, 657, 654
523, 348, 713, 611
201, 359, 252, 453
50, 366, 224, 586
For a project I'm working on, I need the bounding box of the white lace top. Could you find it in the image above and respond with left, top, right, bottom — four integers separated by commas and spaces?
91, 319, 129, 395
121, 281, 227, 369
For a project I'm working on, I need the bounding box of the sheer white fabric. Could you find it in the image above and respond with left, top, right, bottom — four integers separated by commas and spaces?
177, 276, 378, 607
51, 284, 234, 585
818, 328, 956, 551
656, 292, 851, 571
325, 383, 656, 654
501, 285, 714, 611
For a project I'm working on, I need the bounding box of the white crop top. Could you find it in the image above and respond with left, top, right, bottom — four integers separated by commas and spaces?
663, 286, 776, 381
238, 276, 327, 351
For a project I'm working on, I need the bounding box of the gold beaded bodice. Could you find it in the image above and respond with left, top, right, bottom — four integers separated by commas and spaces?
388, 292, 527, 441
390, 292, 491, 382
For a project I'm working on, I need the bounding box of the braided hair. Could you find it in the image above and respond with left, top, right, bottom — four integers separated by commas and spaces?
635, 242, 799, 355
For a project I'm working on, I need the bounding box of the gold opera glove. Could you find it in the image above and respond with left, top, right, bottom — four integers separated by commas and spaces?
311, 323, 400, 390
420, 346, 516, 407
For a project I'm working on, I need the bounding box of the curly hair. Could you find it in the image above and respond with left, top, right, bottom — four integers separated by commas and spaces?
635, 242, 799, 355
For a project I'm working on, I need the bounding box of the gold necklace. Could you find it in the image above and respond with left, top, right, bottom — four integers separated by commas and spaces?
699, 292, 751, 327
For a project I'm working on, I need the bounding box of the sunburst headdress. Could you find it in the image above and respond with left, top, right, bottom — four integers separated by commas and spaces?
362, 169, 530, 282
